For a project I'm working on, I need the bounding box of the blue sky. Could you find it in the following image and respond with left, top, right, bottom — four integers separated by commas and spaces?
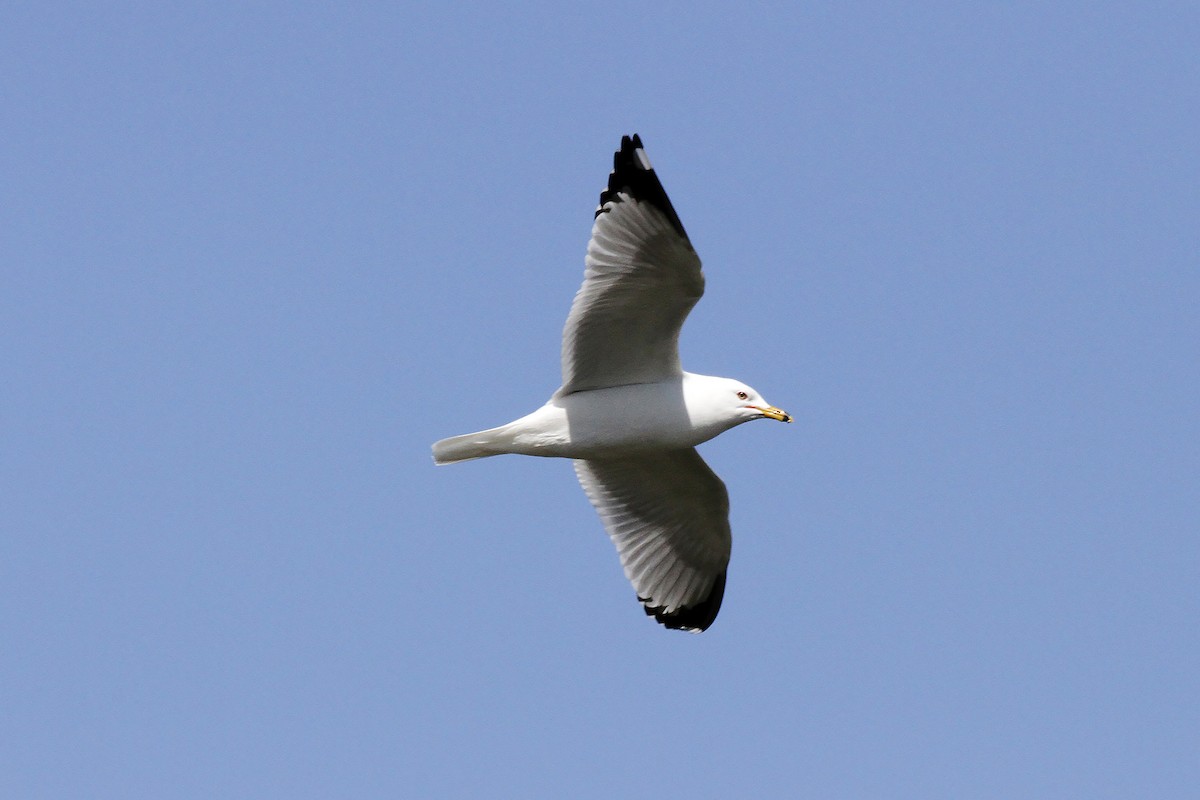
3, 2, 1197, 797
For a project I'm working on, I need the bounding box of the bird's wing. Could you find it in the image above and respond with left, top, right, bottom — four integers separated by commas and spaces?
558, 134, 704, 395
573, 449, 732, 632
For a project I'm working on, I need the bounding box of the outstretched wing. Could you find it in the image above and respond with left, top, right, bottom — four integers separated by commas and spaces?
573, 449, 732, 632
558, 134, 704, 395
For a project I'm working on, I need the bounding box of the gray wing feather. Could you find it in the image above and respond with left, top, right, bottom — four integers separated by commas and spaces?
573, 449, 732, 632
559, 137, 704, 394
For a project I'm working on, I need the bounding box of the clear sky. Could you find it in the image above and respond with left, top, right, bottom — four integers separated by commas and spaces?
3, 3, 1197, 797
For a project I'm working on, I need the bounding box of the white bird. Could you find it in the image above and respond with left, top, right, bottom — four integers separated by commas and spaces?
433, 134, 791, 632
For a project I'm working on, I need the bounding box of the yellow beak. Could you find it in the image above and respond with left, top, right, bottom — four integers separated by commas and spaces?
755, 405, 793, 423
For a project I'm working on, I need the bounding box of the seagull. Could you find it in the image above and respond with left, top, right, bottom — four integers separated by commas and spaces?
433, 134, 791, 632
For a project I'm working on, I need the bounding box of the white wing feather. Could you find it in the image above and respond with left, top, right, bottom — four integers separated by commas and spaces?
573, 449, 731, 631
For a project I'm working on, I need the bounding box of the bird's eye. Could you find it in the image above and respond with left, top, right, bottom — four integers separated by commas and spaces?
736, 391, 749, 401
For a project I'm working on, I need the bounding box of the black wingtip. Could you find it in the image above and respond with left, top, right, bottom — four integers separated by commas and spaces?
640, 571, 727, 633
595, 133, 690, 241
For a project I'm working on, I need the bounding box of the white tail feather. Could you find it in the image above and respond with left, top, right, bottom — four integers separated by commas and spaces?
431, 427, 509, 465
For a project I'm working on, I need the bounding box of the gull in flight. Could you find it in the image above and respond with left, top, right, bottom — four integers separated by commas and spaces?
433, 134, 791, 632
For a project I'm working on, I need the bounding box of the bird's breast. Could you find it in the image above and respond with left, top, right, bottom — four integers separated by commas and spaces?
549, 382, 714, 458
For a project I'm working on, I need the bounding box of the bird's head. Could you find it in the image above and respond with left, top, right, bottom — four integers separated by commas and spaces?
728, 381, 792, 424
685, 374, 792, 432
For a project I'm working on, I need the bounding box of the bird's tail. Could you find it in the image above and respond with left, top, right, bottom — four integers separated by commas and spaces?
431, 426, 510, 465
